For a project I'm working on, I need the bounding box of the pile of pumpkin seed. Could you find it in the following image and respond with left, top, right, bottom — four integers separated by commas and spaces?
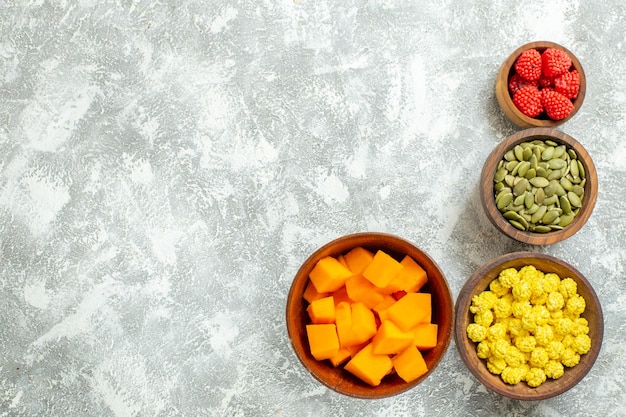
493, 139, 586, 233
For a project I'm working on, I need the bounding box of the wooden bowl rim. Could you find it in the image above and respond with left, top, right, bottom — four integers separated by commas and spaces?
454, 251, 604, 400
480, 127, 598, 245
286, 232, 454, 399
495, 41, 586, 128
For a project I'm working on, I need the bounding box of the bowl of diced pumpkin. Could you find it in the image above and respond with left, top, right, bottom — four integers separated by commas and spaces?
286, 232, 454, 398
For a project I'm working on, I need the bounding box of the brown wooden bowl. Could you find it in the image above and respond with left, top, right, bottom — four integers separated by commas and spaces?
455, 252, 604, 400
286, 232, 454, 399
495, 41, 586, 128
480, 128, 598, 245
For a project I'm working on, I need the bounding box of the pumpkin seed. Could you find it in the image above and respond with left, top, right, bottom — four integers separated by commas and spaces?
525, 168, 537, 180
567, 191, 582, 208
535, 187, 545, 205
536, 166, 548, 178
509, 220, 526, 231
545, 140, 558, 147
531, 205, 548, 224
559, 213, 575, 227
524, 191, 534, 209
570, 159, 579, 178
494, 167, 507, 182
560, 177, 573, 191
568, 149, 578, 160
530, 177, 550, 188
560, 195, 572, 214
533, 225, 552, 233
518, 161, 531, 177
572, 185, 584, 197
542, 209, 561, 225
541, 146, 555, 161
513, 178, 529, 196
577, 160, 585, 179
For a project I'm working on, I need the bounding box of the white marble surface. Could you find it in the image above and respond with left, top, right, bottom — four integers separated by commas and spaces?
1, 1, 625, 416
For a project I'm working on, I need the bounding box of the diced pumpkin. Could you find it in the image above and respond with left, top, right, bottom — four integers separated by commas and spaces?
329, 346, 352, 367
344, 247, 375, 275
335, 302, 361, 347
371, 320, 414, 355
303, 280, 329, 303
306, 324, 340, 361
350, 302, 377, 345
344, 343, 393, 387
372, 294, 396, 316
306, 296, 335, 324
345, 274, 385, 309
396, 255, 428, 293
332, 286, 352, 305
386, 292, 431, 331
309, 256, 353, 293
337, 254, 349, 269
413, 323, 438, 350
392, 345, 428, 383
362, 250, 404, 288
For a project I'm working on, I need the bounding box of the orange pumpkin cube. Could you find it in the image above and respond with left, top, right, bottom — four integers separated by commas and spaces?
343, 247, 375, 275
396, 255, 428, 293
412, 323, 438, 350
329, 346, 352, 367
350, 302, 377, 345
371, 320, 414, 355
392, 345, 428, 383
344, 343, 393, 386
386, 292, 431, 331
335, 302, 361, 347
309, 256, 353, 293
306, 296, 335, 324
302, 280, 329, 303
345, 274, 385, 309
306, 324, 340, 361
362, 250, 404, 288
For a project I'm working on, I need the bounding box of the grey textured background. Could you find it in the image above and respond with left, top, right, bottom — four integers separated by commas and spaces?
1, 1, 625, 416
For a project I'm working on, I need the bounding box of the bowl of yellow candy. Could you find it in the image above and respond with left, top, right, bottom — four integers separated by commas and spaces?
455, 252, 603, 400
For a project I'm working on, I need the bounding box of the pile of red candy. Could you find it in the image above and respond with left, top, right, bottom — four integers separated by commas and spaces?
509, 47, 580, 121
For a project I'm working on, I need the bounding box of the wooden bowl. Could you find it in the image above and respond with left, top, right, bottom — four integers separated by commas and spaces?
480, 128, 598, 245
455, 252, 604, 400
286, 232, 454, 399
495, 41, 586, 128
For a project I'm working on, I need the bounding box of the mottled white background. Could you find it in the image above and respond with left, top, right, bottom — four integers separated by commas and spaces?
1, 1, 625, 416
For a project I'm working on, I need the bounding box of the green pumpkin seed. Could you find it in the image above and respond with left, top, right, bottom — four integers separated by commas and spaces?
522, 147, 533, 161
513, 178, 529, 196
524, 191, 535, 209
504, 149, 516, 161
531, 205, 548, 224
514, 194, 526, 206
568, 149, 578, 160
526, 203, 540, 214
554, 145, 566, 159
536, 166, 548, 178
497, 192, 513, 210
560, 177, 573, 191
560, 195, 572, 214
530, 177, 550, 188
514, 145, 524, 161
533, 225, 552, 233
577, 160, 585, 179
529, 154, 538, 169
505, 160, 518, 171
567, 191, 582, 208
545, 140, 558, 147
544, 180, 558, 197
525, 168, 537, 180
548, 159, 567, 170
518, 161, 531, 177
535, 187, 545, 205
572, 185, 584, 197
494, 167, 507, 182
548, 169, 563, 181
559, 213, 575, 227
509, 220, 526, 231
570, 159, 579, 178
541, 147, 555, 161
542, 209, 561, 225
543, 195, 559, 206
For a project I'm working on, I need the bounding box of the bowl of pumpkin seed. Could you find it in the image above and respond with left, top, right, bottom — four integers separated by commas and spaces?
480, 128, 598, 245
